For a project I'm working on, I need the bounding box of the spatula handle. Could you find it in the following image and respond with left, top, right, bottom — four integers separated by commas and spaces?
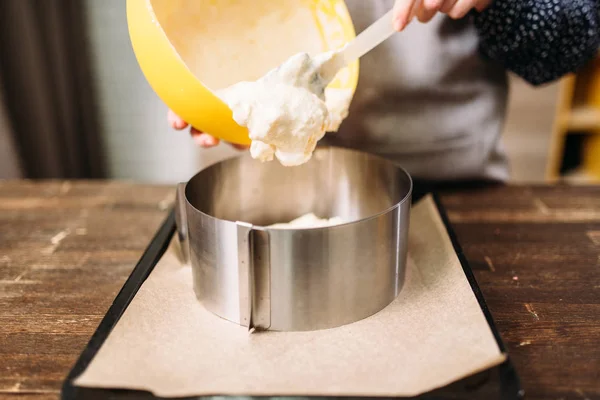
339, 8, 396, 65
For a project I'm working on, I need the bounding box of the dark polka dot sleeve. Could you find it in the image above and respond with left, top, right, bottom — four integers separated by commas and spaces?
473, 0, 600, 86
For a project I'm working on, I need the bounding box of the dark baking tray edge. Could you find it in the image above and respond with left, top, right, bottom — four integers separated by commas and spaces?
62, 210, 176, 400
62, 194, 523, 400
431, 194, 523, 400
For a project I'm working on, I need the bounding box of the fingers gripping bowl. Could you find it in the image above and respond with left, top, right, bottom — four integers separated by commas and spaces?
176, 147, 413, 332
126, 0, 359, 145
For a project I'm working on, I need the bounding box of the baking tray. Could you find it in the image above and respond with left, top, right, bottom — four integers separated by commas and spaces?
61, 191, 523, 400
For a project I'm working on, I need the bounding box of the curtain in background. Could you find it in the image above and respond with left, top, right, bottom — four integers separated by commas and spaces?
0, 0, 105, 179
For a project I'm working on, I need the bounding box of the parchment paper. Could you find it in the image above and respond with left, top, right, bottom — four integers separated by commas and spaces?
74, 195, 505, 397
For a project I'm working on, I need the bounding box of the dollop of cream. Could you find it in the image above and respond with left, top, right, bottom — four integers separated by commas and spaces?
216, 52, 350, 166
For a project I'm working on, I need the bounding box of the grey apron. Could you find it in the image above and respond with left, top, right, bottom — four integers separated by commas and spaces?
323, 0, 510, 181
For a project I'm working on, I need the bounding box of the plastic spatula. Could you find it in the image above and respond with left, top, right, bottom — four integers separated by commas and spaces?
319, 8, 396, 83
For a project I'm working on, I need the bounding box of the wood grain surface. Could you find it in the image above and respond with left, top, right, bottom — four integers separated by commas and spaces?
0, 181, 599, 400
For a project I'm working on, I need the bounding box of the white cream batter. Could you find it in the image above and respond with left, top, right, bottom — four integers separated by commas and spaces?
266, 213, 345, 229
217, 52, 350, 166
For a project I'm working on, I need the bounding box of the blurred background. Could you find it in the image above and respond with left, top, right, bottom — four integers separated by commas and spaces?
0, 0, 599, 184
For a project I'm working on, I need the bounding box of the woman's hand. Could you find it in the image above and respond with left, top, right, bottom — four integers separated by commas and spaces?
393, 0, 491, 31
168, 109, 249, 150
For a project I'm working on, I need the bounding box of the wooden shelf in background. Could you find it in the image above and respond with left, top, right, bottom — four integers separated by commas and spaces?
565, 106, 600, 131
546, 55, 600, 182
561, 167, 600, 185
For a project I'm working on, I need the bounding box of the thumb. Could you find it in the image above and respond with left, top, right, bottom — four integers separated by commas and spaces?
393, 0, 419, 31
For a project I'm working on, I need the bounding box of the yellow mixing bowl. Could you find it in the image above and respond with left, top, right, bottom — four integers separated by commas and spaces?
126, 0, 359, 145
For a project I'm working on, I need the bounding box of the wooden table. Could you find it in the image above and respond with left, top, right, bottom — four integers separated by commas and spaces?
0, 181, 599, 400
